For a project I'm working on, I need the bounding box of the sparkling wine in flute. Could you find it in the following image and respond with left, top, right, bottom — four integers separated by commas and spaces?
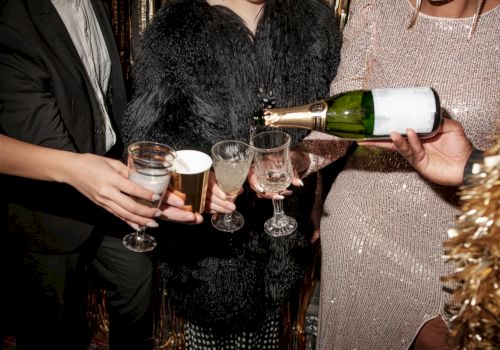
211, 140, 254, 232
254, 87, 441, 140
213, 160, 251, 197
257, 169, 291, 193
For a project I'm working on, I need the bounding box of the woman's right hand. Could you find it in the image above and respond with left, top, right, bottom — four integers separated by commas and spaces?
66, 153, 208, 228
0, 135, 203, 229
63, 153, 164, 230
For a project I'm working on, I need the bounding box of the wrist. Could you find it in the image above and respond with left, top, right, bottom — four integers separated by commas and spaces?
290, 147, 311, 177
49, 150, 80, 184
463, 148, 482, 182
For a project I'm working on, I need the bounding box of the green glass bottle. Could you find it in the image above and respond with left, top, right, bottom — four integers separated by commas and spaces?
254, 87, 441, 140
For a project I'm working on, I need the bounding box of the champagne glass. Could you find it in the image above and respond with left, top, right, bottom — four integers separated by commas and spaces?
251, 131, 297, 237
123, 141, 176, 252
211, 140, 255, 232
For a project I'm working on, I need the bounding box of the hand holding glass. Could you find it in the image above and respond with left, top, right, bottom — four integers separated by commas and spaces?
123, 141, 175, 252
211, 140, 254, 232
251, 131, 297, 237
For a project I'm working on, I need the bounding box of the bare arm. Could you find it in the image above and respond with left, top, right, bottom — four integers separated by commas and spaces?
0, 134, 201, 227
0, 29, 200, 227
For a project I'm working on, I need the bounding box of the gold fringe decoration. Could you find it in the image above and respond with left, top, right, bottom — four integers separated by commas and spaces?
323, 0, 350, 31
442, 136, 500, 350
291, 240, 321, 349
110, 0, 165, 81
154, 286, 186, 350
331, 0, 350, 31
87, 288, 110, 343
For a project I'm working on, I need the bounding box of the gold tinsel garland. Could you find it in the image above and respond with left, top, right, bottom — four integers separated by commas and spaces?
442, 137, 500, 350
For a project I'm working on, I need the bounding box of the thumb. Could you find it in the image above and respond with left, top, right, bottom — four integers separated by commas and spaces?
291, 168, 304, 187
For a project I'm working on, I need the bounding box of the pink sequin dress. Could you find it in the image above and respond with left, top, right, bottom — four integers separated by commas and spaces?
302, 1, 500, 349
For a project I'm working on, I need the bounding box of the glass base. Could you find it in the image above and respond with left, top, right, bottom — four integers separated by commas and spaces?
211, 211, 245, 232
264, 215, 298, 237
122, 232, 157, 252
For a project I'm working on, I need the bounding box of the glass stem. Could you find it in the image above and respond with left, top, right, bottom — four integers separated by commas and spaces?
271, 197, 288, 228
223, 212, 233, 224
136, 226, 146, 241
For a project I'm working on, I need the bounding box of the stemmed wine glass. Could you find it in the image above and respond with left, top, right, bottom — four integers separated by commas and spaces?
123, 141, 176, 252
211, 140, 255, 232
250, 131, 297, 237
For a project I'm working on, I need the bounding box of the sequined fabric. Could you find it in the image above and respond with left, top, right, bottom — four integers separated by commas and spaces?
184, 316, 280, 349
302, 1, 500, 349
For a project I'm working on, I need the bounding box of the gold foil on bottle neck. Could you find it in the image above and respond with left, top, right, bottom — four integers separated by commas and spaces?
263, 101, 327, 131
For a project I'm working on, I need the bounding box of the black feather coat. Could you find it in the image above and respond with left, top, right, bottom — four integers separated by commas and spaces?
122, 0, 340, 333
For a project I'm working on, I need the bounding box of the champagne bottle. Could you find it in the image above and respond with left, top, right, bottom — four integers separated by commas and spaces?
254, 87, 442, 140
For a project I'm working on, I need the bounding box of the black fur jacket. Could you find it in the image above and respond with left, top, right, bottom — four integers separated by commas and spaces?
122, 0, 340, 333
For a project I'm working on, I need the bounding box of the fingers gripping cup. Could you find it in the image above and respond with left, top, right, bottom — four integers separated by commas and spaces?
170, 150, 212, 214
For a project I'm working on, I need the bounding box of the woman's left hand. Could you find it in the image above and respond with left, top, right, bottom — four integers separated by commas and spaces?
247, 151, 305, 200
358, 119, 473, 186
159, 190, 204, 224
247, 165, 296, 200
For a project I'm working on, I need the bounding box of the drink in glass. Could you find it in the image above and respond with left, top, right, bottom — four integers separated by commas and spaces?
251, 131, 297, 237
211, 140, 254, 232
123, 141, 175, 252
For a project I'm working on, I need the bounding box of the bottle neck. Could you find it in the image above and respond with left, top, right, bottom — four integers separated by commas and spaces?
262, 101, 328, 131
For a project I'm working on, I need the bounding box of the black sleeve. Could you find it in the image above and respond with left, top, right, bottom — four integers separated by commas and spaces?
0, 23, 76, 151
463, 148, 484, 183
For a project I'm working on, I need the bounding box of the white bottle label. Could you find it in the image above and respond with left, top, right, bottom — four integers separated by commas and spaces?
372, 87, 437, 135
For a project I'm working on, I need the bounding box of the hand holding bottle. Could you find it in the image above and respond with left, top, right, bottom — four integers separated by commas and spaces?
358, 118, 473, 186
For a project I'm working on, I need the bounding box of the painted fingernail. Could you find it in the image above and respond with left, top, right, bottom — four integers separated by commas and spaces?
273, 195, 285, 200
256, 185, 265, 193
152, 194, 161, 201
155, 211, 163, 217
183, 213, 195, 221
297, 179, 304, 186
146, 221, 159, 228
170, 199, 183, 207
130, 223, 140, 231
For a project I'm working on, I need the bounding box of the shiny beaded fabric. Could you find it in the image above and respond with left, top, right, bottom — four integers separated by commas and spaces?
302, 1, 500, 349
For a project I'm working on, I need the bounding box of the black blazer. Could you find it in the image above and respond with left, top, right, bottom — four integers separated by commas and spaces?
0, 0, 127, 253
